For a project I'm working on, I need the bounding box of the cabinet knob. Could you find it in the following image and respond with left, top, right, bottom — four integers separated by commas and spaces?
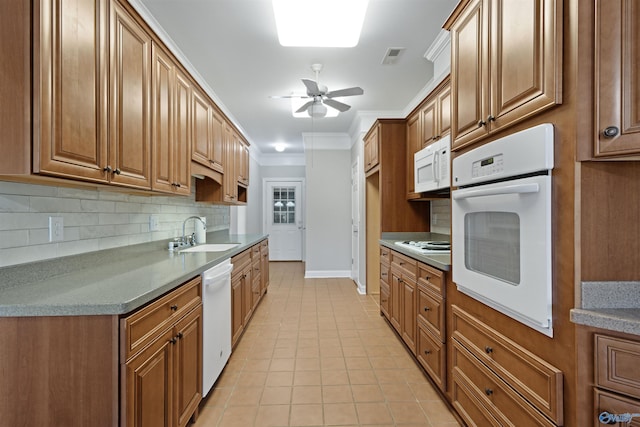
424, 350, 431, 355
487, 114, 496, 122
603, 126, 619, 138
103, 166, 113, 173
425, 276, 431, 281
381, 299, 388, 303
484, 388, 493, 396
169, 337, 177, 344
177, 332, 183, 339
485, 346, 493, 354
114, 168, 122, 175
477, 119, 487, 127
170, 304, 178, 311
423, 306, 430, 312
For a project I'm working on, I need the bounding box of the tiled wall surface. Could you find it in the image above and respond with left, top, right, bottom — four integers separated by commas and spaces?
0, 180, 229, 268
430, 199, 451, 235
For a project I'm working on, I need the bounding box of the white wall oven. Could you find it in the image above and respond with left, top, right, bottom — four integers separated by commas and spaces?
415, 135, 450, 193
452, 124, 554, 337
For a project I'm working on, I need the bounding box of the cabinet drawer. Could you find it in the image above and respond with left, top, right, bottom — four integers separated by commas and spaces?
595, 389, 640, 427
452, 340, 555, 427
416, 319, 446, 392
418, 262, 444, 296
232, 249, 251, 275
251, 244, 261, 257
122, 276, 202, 360
391, 251, 417, 279
417, 284, 444, 342
380, 262, 390, 285
452, 373, 501, 427
260, 239, 268, 249
380, 246, 390, 265
451, 306, 563, 425
595, 334, 640, 399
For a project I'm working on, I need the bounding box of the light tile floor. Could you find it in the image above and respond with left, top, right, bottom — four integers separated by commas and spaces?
194, 262, 460, 427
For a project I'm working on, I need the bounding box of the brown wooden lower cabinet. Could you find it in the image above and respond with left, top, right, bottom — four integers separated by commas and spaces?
595, 389, 640, 427
416, 318, 446, 391
231, 239, 269, 348
122, 278, 203, 427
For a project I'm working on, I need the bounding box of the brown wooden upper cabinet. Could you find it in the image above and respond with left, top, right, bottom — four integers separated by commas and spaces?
594, 0, 640, 158
422, 78, 451, 147
109, 0, 153, 189
33, 0, 110, 184
237, 139, 250, 187
447, 0, 562, 151
151, 43, 191, 195
364, 124, 380, 174
192, 86, 222, 173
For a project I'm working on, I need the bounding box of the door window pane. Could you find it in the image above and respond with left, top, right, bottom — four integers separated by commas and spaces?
273, 186, 296, 225
464, 212, 520, 285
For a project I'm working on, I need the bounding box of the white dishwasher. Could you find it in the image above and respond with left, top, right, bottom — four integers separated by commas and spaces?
201, 259, 233, 397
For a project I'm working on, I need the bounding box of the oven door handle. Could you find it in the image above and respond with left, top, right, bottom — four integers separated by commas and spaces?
452, 183, 540, 199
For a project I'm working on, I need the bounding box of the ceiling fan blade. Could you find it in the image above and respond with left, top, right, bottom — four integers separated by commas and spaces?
295, 100, 314, 113
325, 87, 364, 98
301, 79, 321, 95
323, 98, 351, 112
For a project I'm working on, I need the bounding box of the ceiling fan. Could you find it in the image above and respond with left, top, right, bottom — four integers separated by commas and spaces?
271, 63, 364, 117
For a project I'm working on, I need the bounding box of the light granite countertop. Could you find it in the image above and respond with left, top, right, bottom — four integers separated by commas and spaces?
570, 281, 640, 336
379, 232, 451, 271
0, 231, 267, 317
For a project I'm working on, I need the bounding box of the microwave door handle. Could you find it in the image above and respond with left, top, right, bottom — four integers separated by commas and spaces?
433, 151, 438, 182
452, 183, 540, 200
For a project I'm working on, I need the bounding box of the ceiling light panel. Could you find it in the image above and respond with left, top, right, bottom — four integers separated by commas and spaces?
273, 0, 369, 47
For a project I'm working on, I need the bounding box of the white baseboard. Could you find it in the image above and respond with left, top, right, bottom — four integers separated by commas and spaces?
304, 270, 352, 279
356, 279, 366, 295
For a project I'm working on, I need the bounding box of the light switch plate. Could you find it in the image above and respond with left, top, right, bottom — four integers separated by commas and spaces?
149, 215, 159, 231
49, 216, 64, 242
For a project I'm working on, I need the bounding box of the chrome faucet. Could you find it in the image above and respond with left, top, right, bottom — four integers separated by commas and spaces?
181, 216, 206, 246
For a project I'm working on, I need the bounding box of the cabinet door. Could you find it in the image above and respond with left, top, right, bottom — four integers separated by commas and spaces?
595, 0, 640, 156
110, 0, 152, 189
35, 0, 108, 182
174, 69, 192, 194
401, 277, 417, 354
223, 124, 238, 202
451, 0, 488, 149
174, 307, 202, 427
260, 244, 270, 295
439, 83, 452, 136
231, 272, 244, 347
422, 98, 438, 146
210, 108, 225, 173
191, 87, 212, 167
237, 138, 249, 186
489, 0, 562, 131
124, 328, 174, 427
242, 265, 253, 325
389, 271, 402, 334
151, 43, 174, 193
364, 125, 380, 172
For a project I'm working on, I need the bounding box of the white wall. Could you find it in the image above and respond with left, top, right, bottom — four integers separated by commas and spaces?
244, 154, 263, 234
304, 149, 352, 277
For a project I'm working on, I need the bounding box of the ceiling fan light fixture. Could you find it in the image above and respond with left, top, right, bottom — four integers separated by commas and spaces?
274, 143, 286, 152
308, 102, 327, 118
272, 0, 369, 47
291, 97, 338, 118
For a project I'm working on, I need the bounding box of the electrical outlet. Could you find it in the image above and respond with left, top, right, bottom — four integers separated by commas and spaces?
48, 216, 64, 242
149, 215, 159, 231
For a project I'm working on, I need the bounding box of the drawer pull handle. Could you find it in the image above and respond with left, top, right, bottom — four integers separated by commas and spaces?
603, 126, 619, 138
484, 388, 493, 396
423, 306, 430, 312
485, 346, 493, 354
381, 299, 388, 303
424, 350, 431, 355
424, 276, 431, 281
170, 304, 178, 311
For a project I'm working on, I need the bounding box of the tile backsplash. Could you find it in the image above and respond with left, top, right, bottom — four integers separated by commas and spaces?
430, 199, 451, 235
0, 180, 229, 268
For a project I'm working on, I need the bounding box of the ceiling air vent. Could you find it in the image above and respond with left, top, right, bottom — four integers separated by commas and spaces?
381, 47, 405, 65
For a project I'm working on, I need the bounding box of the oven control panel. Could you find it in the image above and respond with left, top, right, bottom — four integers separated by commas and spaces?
472, 154, 504, 179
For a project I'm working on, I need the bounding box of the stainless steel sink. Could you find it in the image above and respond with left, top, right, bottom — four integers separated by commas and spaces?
179, 243, 240, 253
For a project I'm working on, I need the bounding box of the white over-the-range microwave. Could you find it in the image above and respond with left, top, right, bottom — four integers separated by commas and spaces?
414, 135, 450, 193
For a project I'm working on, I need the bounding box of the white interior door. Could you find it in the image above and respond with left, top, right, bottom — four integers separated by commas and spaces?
265, 180, 303, 261
351, 160, 359, 281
